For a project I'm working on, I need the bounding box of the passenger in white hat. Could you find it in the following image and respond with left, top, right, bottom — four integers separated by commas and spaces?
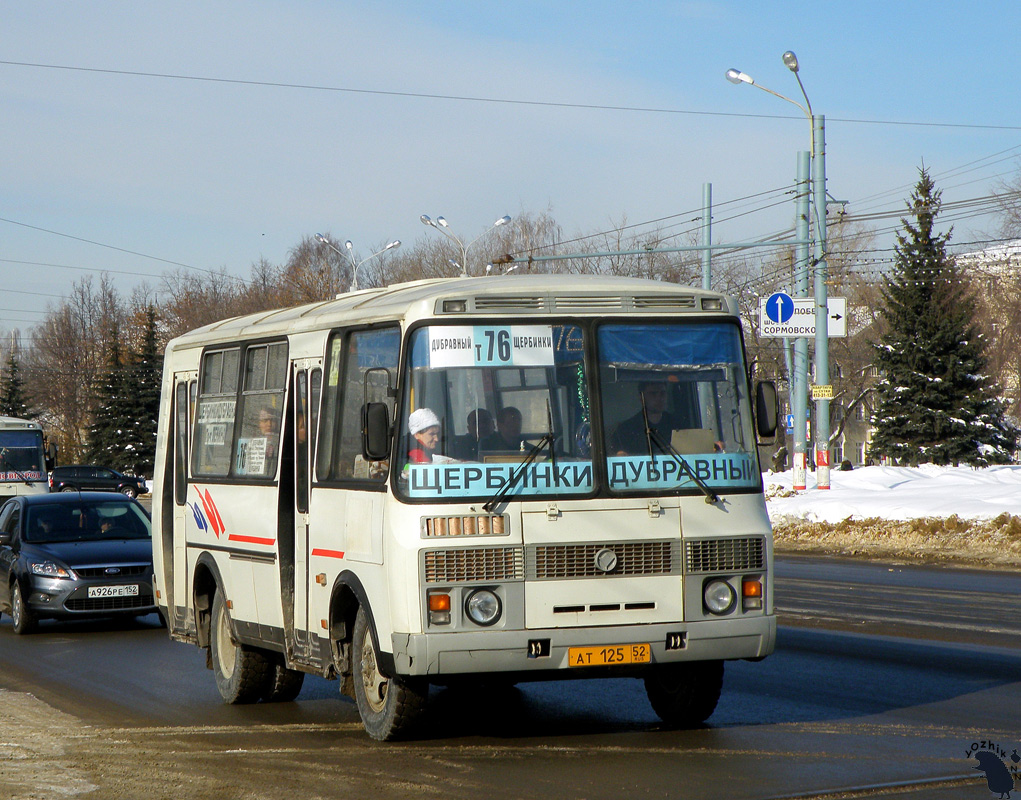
408, 407, 442, 463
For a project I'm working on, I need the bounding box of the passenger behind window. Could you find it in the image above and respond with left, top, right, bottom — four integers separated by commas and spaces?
258, 405, 280, 460
450, 408, 494, 461
408, 408, 443, 464
480, 406, 525, 452
609, 382, 679, 455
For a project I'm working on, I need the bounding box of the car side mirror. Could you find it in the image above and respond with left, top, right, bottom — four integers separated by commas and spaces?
755, 381, 779, 441
362, 402, 391, 461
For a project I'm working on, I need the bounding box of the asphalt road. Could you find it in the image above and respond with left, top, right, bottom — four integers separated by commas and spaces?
0, 556, 1018, 799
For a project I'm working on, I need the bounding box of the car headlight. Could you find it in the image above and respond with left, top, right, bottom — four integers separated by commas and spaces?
464, 588, 502, 626
30, 561, 73, 579
703, 579, 736, 615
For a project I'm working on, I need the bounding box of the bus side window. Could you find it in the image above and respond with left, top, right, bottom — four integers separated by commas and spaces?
295, 369, 309, 513
174, 382, 189, 505
235, 343, 287, 479
193, 348, 240, 477
309, 368, 322, 478
319, 328, 399, 482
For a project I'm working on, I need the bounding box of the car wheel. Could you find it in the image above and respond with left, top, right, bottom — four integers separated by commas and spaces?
11, 581, 38, 635
120, 486, 138, 499
60, 486, 77, 493
262, 655, 305, 702
209, 590, 271, 704
352, 606, 427, 741
644, 660, 724, 728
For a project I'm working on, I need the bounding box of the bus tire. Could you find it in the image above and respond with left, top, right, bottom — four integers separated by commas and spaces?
262, 656, 305, 702
644, 660, 724, 728
210, 590, 271, 704
11, 580, 37, 635
352, 606, 427, 741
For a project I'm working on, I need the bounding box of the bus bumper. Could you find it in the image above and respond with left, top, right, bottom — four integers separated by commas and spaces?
391, 614, 776, 677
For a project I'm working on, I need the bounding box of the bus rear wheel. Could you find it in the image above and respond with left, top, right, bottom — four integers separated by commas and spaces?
210, 591, 271, 704
644, 660, 724, 728
352, 606, 427, 741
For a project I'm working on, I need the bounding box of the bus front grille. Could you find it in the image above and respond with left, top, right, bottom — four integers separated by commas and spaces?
684, 537, 765, 573
526, 540, 681, 580
423, 546, 524, 583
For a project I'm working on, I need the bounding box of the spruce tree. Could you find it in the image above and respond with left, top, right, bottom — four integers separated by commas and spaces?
0, 348, 34, 419
119, 306, 163, 477
870, 167, 1017, 466
86, 329, 130, 468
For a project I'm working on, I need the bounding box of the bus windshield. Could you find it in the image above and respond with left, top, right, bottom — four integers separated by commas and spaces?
598, 321, 759, 493
397, 323, 594, 501
0, 430, 46, 482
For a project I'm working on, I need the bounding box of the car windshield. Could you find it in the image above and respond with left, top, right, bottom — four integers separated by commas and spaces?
397, 323, 593, 501
24, 501, 152, 543
598, 321, 760, 493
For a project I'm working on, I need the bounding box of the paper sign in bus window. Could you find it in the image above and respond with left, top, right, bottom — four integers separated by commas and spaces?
428, 325, 555, 369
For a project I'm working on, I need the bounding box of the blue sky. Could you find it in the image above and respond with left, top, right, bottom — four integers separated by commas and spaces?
2, 1, 1020, 334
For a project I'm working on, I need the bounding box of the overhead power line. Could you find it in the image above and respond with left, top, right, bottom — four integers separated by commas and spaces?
0, 217, 220, 276
4, 59, 1021, 132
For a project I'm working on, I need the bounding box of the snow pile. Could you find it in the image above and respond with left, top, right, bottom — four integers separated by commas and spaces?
764, 465, 1021, 566
765, 464, 1021, 523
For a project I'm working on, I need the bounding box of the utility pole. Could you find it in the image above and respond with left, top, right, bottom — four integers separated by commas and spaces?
812, 114, 830, 488
701, 183, 712, 291
792, 151, 811, 490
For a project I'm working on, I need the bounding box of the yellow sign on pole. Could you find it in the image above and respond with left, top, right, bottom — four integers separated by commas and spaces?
812, 384, 834, 400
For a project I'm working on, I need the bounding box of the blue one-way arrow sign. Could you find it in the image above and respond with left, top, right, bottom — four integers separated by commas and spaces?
764, 291, 794, 324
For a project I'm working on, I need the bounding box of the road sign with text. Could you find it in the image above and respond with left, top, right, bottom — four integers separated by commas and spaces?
758, 296, 847, 338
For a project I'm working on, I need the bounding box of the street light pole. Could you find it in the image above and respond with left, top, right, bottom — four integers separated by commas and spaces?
783, 50, 831, 490
315, 233, 401, 292
420, 214, 512, 276
726, 51, 830, 489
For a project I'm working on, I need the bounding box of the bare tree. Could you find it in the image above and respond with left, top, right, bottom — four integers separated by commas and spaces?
27, 275, 124, 461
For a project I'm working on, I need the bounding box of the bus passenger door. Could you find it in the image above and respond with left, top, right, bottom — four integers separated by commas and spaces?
291, 362, 321, 662
171, 374, 197, 633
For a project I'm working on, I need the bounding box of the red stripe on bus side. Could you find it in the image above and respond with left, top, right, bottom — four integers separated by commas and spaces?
228, 534, 276, 546
311, 548, 345, 559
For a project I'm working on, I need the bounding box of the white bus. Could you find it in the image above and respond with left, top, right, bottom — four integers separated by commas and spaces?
152, 274, 778, 740
0, 416, 49, 502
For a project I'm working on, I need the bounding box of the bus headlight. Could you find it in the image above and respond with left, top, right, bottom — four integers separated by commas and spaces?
464, 589, 502, 626
703, 579, 736, 615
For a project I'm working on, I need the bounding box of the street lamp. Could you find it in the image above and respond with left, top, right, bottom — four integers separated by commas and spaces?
727, 51, 831, 490
420, 214, 512, 277
315, 233, 401, 292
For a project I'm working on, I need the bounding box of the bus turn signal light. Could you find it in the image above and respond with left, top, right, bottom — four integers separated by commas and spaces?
428, 592, 451, 625
742, 578, 763, 611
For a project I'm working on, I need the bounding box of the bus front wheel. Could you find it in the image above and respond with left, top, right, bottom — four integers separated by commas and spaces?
210, 591, 271, 704
644, 660, 724, 728
352, 606, 427, 741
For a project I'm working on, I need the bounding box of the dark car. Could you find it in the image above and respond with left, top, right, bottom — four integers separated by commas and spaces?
49, 465, 148, 498
0, 492, 156, 633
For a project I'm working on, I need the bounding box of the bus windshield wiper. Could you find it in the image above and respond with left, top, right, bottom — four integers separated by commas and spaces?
641, 402, 719, 505
483, 403, 556, 513
0, 448, 32, 485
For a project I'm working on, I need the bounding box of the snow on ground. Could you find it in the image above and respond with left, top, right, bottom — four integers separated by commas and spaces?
764, 464, 1021, 524
764, 464, 1021, 567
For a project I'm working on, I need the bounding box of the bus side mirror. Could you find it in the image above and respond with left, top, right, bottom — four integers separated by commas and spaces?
362, 402, 391, 461
755, 381, 778, 440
